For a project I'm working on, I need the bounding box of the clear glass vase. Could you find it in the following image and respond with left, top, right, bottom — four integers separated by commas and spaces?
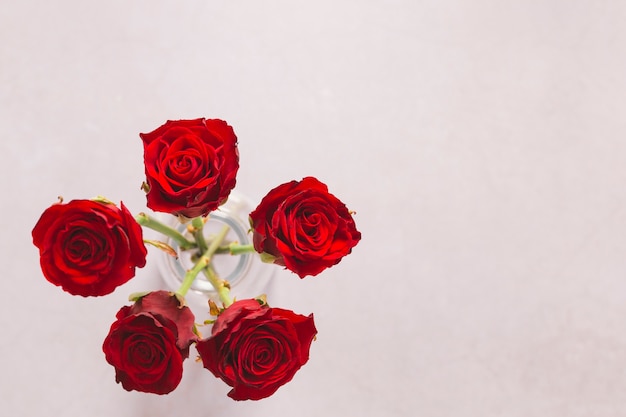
157, 192, 275, 307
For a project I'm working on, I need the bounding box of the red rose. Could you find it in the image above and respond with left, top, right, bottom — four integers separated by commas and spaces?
196, 299, 317, 401
102, 291, 198, 395
31, 199, 147, 297
249, 177, 361, 277
140, 118, 239, 218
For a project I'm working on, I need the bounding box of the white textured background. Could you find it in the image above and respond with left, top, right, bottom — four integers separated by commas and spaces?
3, 1, 626, 416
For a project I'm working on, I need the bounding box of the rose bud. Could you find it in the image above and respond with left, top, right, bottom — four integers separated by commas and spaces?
140, 118, 239, 219
102, 291, 198, 395
249, 176, 361, 277
32, 199, 147, 297
196, 299, 317, 401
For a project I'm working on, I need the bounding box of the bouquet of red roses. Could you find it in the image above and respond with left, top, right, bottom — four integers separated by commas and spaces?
31, 118, 361, 400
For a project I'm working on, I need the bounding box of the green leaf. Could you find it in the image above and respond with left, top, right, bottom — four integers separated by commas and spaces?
128, 291, 151, 302
92, 195, 115, 205
192, 323, 202, 338
173, 292, 187, 308
208, 299, 221, 316
259, 252, 277, 264
143, 239, 177, 257
255, 294, 268, 306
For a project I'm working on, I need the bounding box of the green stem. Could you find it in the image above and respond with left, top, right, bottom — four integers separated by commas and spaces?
176, 254, 209, 297
208, 243, 255, 255
135, 213, 195, 250
202, 265, 234, 307
190, 216, 209, 253
227, 243, 256, 255
176, 225, 232, 301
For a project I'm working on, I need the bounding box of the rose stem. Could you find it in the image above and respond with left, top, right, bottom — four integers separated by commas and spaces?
190, 216, 209, 253
202, 264, 234, 307
135, 213, 195, 250
176, 225, 232, 302
210, 242, 255, 255
226, 243, 256, 255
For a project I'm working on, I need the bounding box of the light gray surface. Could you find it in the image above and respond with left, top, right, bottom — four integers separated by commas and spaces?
3, 1, 626, 416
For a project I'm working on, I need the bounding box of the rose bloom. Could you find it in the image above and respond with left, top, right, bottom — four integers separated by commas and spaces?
140, 118, 239, 219
102, 291, 198, 395
31, 199, 147, 297
249, 177, 361, 277
196, 299, 317, 401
